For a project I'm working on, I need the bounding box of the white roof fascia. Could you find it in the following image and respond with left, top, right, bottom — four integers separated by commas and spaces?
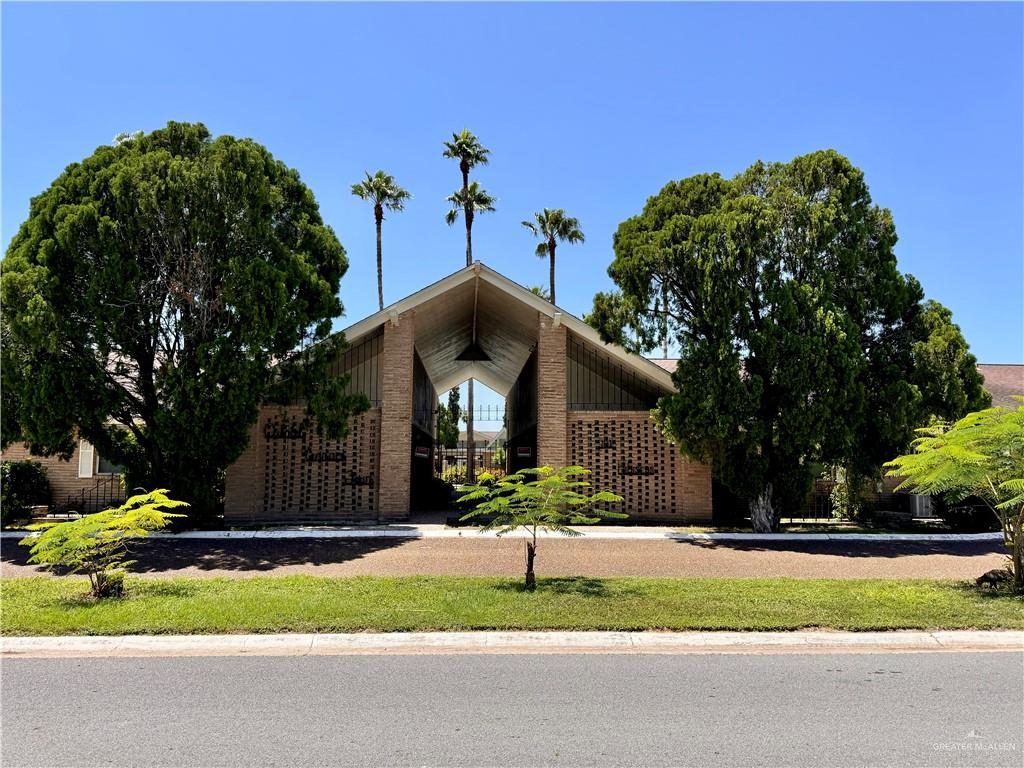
339, 261, 675, 393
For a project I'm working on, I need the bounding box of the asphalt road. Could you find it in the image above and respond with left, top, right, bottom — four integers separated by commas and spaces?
3, 652, 1022, 767
1, 537, 1006, 579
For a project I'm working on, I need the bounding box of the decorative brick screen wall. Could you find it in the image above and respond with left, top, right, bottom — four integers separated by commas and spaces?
224, 406, 380, 523
567, 411, 712, 522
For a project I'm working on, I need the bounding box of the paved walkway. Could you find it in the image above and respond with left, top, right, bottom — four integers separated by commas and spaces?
1, 536, 1006, 579
2, 524, 1003, 541
4, 630, 1021, 658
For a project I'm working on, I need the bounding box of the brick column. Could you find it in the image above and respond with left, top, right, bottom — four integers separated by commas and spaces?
378, 311, 415, 520
223, 414, 265, 524
536, 314, 567, 468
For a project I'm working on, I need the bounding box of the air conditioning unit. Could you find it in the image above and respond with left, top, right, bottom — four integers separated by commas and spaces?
909, 494, 934, 518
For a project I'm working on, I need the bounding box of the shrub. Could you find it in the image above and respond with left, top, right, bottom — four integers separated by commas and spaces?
1, 460, 50, 525
20, 489, 188, 597
416, 476, 456, 510
442, 464, 467, 486
933, 495, 1001, 533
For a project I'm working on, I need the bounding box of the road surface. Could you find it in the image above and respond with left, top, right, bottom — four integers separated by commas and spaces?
3, 651, 1021, 767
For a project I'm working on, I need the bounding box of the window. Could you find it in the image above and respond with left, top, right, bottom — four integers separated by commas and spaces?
78, 439, 124, 477
97, 455, 123, 476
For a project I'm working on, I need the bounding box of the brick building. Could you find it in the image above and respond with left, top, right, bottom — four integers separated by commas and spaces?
8, 263, 1018, 525
222, 262, 714, 524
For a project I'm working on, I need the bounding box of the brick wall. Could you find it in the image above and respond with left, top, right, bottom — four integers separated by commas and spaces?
223, 406, 381, 524
378, 311, 415, 521
1, 441, 111, 506
536, 315, 567, 468
567, 411, 712, 523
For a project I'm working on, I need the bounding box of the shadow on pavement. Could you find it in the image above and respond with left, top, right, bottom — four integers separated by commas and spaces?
675, 538, 1004, 559
1, 537, 413, 574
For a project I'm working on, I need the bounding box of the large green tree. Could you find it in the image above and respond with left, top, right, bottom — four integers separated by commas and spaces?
1, 122, 365, 522
350, 170, 411, 311
590, 150, 983, 531
436, 387, 461, 450
521, 208, 584, 305
913, 300, 991, 422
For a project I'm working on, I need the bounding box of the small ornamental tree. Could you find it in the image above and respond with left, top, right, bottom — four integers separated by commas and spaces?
886, 400, 1024, 594
458, 466, 625, 590
21, 490, 188, 597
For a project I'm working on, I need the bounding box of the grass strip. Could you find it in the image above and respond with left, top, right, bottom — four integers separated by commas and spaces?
2, 575, 1021, 636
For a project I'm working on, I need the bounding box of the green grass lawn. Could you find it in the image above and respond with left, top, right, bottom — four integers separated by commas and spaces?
2, 575, 1021, 636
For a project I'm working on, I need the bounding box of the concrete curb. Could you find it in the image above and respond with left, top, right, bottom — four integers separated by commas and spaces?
3, 631, 1022, 658
1, 528, 1004, 542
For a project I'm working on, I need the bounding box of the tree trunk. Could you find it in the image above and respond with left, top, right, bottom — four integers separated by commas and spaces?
466, 380, 475, 484
1011, 511, 1023, 595
462, 168, 471, 267
548, 241, 556, 305
750, 484, 776, 533
375, 210, 384, 311
525, 540, 536, 591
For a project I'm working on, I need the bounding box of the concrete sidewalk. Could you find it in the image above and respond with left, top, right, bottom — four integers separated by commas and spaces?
4, 630, 1022, 658
1, 525, 1004, 542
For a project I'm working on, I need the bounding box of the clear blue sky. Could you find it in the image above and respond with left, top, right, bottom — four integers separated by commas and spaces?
3, 2, 1022, 420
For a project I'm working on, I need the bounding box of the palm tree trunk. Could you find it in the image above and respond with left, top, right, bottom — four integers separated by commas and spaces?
466, 381, 475, 483
461, 166, 475, 484
375, 213, 384, 311
548, 241, 556, 305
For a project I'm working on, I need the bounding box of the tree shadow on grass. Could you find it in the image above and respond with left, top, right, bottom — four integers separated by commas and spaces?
950, 579, 1024, 603
493, 576, 639, 597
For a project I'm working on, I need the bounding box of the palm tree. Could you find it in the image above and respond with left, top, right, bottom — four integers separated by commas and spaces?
443, 131, 491, 486
521, 208, 585, 306
445, 183, 497, 259
351, 171, 411, 310
442, 130, 490, 266
444, 182, 495, 486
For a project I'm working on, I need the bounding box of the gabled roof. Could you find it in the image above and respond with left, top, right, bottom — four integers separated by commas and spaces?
341, 262, 674, 395
978, 364, 1024, 409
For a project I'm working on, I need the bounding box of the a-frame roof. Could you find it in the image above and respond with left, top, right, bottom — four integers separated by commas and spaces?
341, 262, 674, 396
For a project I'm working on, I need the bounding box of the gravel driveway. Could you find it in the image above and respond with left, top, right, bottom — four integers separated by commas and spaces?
0, 536, 1006, 580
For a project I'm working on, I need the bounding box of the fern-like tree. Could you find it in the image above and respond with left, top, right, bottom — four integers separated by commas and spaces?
351, 171, 411, 311
21, 489, 188, 597
458, 466, 625, 590
521, 208, 585, 306
886, 400, 1024, 594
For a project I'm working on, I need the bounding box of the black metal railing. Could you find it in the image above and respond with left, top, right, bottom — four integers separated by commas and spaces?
49, 475, 127, 516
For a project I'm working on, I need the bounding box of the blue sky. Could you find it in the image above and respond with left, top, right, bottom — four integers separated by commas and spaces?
2, 2, 1021, 426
